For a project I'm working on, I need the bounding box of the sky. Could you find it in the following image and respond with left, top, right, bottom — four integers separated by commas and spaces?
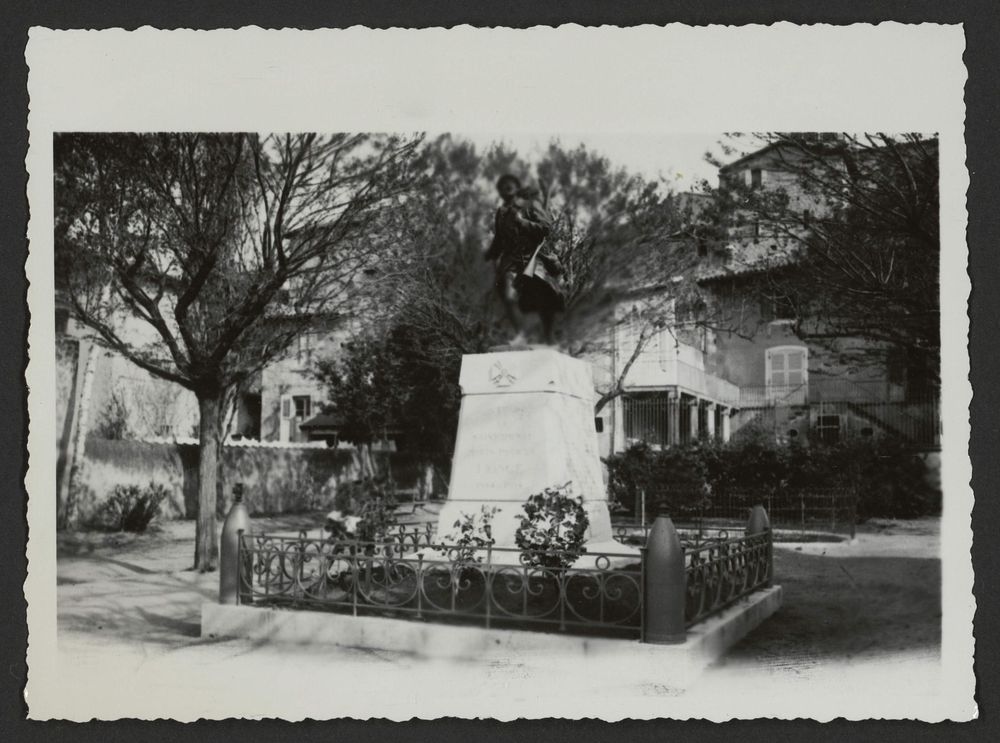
460, 132, 742, 193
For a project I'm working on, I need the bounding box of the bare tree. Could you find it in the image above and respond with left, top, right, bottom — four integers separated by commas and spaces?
55, 132, 420, 569
701, 132, 940, 387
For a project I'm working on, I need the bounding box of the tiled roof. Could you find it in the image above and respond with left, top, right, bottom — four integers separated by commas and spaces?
300, 412, 403, 435
696, 237, 801, 282
299, 412, 346, 430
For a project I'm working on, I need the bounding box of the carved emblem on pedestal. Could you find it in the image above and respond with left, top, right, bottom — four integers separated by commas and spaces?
488, 361, 516, 387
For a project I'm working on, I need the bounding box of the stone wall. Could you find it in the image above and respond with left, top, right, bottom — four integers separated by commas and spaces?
74, 438, 430, 526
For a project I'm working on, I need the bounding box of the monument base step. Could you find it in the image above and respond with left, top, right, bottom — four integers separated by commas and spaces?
201, 585, 782, 689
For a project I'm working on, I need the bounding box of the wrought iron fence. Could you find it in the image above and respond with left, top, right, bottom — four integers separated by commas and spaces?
612, 523, 737, 549
622, 394, 712, 447
235, 518, 775, 639
684, 531, 772, 627
616, 487, 857, 541
237, 530, 645, 637
622, 394, 677, 447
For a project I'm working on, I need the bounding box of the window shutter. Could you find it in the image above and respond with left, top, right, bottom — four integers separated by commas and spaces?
281, 397, 291, 419
769, 352, 786, 386
786, 349, 805, 385
766, 346, 809, 403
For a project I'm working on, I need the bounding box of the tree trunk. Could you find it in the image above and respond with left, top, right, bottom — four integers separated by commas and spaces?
194, 391, 223, 571
62, 340, 99, 529
359, 441, 375, 481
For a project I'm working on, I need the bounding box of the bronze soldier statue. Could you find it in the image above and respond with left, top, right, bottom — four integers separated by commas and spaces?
484, 174, 566, 344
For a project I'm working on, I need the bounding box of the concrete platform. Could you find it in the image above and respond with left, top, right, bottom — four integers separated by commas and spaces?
202, 585, 782, 688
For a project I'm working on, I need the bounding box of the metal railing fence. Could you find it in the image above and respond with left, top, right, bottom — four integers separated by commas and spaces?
234, 515, 775, 640
684, 530, 772, 627
733, 381, 940, 448
614, 487, 857, 541
237, 530, 645, 637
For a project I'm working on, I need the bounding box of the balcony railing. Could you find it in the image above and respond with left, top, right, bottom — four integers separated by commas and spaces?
735, 379, 908, 408
732, 380, 940, 448
620, 377, 940, 449
625, 354, 740, 404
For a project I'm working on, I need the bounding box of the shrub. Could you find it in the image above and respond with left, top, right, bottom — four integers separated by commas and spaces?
331, 477, 398, 541
605, 441, 714, 517
100, 482, 169, 532
604, 434, 939, 521
94, 389, 132, 440
841, 437, 940, 520
438, 505, 498, 564
515, 482, 590, 568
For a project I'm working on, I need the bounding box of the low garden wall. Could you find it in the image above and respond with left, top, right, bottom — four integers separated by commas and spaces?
75, 437, 430, 525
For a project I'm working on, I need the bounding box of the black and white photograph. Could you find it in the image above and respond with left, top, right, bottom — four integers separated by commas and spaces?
23, 25, 973, 721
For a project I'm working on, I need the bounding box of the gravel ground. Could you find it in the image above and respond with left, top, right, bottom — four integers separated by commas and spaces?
723, 522, 940, 669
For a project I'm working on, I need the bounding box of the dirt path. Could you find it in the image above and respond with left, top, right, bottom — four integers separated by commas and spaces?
57, 514, 941, 661
715, 517, 940, 675
49, 515, 943, 718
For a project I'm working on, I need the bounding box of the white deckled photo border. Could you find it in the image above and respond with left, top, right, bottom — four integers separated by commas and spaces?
23, 24, 973, 721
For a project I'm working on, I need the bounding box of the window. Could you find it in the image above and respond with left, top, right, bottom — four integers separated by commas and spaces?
773, 295, 795, 322
283, 395, 312, 420
623, 394, 671, 448
293, 395, 312, 419
750, 168, 763, 188
594, 417, 605, 433
765, 346, 808, 403
762, 293, 796, 323
297, 333, 314, 365
816, 414, 841, 444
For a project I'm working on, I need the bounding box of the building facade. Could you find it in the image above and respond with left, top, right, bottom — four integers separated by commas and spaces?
599, 138, 941, 457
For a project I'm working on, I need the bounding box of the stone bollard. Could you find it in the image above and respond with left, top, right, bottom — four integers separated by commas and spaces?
746, 504, 770, 535
643, 515, 686, 644
220, 483, 252, 605
746, 504, 773, 586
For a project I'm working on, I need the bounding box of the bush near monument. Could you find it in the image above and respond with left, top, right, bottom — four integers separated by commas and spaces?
92, 482, 169, 533
605, 433, 940, 521
326, 477, 399, 542
514, 483, 591, 568
438, 505, 499, 564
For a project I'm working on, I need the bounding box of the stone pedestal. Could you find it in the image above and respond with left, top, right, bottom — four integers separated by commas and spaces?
435, 348, 616, 553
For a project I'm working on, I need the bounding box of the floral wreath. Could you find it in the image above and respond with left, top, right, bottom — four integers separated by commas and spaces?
514, 482, 590, 568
